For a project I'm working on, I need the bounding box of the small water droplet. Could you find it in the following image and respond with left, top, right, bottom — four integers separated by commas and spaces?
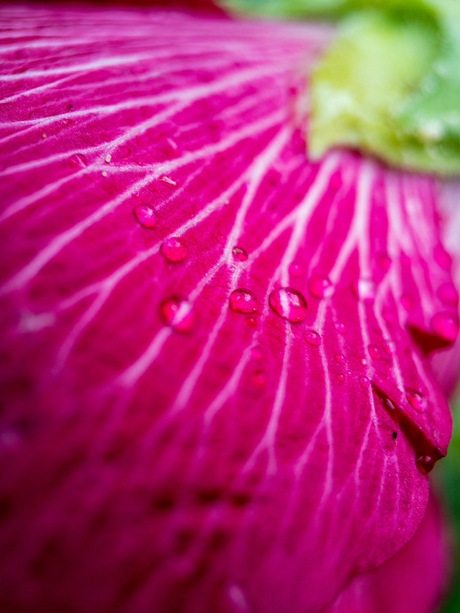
160, 297, 195, 333
133, 204, 157, 228
229, 289, 257, 314
437, 282, 459, 307
360, 358, 368, 366
305, 330, 321, 346
382, 397, 397, 412
335, 353, 346, 365
336, 373, 345, 383
161, 175, 177, 186
246, 316, 257, 327
431, 312, 459, 342
269, 287, 307, 323
368, 344, 381, 360
416, 454, 435, 475
42, 133, 47, 139
289, 263, 302, 277
352, 278, 376, 303
406, 388, 427, 412
105, 153, 112, 163
165, 137, 179, 153
250, 369, 266, 388
308, 275, 333, 299
232, 246, 248, 262
382, 340, 396, 355
335, 322, 346, 334
161, 237, 188, 263
101, 170, 108, 177
359, 375, 370, 387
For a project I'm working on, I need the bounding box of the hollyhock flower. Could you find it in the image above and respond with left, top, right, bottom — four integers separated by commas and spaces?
0, 2, 458, 612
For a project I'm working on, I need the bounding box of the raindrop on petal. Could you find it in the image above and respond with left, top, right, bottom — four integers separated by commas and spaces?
368, 344, 381, 360
308, 275, 333, 299
352, 278, 376, 303
437, 282, 458, 307
335, 353, 346, 365
232, 246, 248, 262
133, 204, 157, 228
160, 297, 195, 333
269, 288, 307, 323
161, 237, 188, 263
305, 330, 321, 346
416, 454, 436, 475
229, 289, 257, 314
406, 388, 427, 412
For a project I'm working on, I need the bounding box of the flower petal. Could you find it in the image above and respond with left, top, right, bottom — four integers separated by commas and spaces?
0, 5, 455, 612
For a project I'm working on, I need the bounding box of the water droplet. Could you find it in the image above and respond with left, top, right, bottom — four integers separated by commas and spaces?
161, 175, 177, 186
232, 246, 248, 262
105, 153, 112, 163
336, 373, 345, 383
335, 322, 346, 334
250, 369, 266, 388
352, 278, 376, 303
289, 263, 302, 277
308, 275, 333, 299
382, 340, 396, 355
335, 353, 346, 365
42, 133, 47, 139
368, 344, 381, 360
360, 358, 368, 366
359, 375, 370, 387
376, 251, 391, 273
246, 316, 257, 327
431, 312, 459, 342
406, 388, 427, 412
437, 282, 458, 307
229, 289, 257, 314
305, 330, 321, 346
161, 237, 188, 263
133, 204, 157, 228
165, 137, 179, 153
160, 297, 195, 333
416, 454, 435, 475
269, 288, 307, 323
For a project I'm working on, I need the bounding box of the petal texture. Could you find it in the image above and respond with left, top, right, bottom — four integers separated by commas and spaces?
0, 5, 456, 613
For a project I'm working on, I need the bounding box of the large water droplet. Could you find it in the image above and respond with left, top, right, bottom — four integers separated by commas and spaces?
161, 237, 188, 263
431, 312, 459, 343
416, 454, 435, 475
308, 275, 333, 299
336, 373, 345, 383
133, 204, 157, 228
229, 289, 257, 314
382, 340, 396, 355
352, 278, 376, 303
160, 297, 195, 333
269, 288, 307, 323
437, 282, 459, 307
406, 388, 427, 412
305, 330, 321, 346
232, 246, 248, 262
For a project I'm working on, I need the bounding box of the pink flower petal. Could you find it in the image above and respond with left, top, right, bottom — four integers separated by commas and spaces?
0, 5, 456, 612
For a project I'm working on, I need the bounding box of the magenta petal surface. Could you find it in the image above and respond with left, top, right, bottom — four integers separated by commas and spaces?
0, 4, 456, 613
324, 490, 451, 613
